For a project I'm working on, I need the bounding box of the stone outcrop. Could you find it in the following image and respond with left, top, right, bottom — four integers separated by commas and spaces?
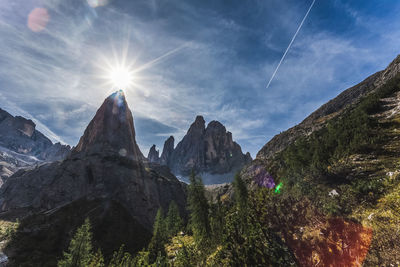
0, 91, 186, 229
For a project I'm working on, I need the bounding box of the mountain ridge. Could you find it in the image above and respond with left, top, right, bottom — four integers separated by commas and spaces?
257, 54, 400, 160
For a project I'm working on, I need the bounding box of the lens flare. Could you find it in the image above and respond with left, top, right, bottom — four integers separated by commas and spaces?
27, 8, 50, 32
275, 182, 283, 194
250, 165, 276, 189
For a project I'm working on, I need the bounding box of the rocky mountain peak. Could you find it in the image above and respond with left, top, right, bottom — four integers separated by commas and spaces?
194, 115, 205, 124
13, 116, 36, 137
73, 90, 144, 161
0, 108, 9, 121
147, 144, 160, 163
188, 115, 206, 134
206, 120, 226, 131
0, 108, 37, 140
162, 116, 252, 183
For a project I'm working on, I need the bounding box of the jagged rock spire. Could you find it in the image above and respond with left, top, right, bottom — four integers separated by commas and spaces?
147, 144, 160, 163
164, 115, 252, 181
73, 90, 144, 161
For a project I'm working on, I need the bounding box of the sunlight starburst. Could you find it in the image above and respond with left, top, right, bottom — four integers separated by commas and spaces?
95, 39, 190, 97
108, 66, 134, 89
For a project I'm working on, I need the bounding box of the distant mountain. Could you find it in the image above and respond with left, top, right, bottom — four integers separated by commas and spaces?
0, 91, 186, 265
0, 108, 70, 161
0, 108, 71, 184
147, 116, 252, 184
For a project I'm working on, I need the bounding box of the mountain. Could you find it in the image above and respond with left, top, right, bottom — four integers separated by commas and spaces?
73, 91, 144, 161
0, 108, 71, 185
0, 91, 186, 265
234, 55, 400, 265
0, 108, 70, 161
151, 116, 252, 184
257, 55, 400, 161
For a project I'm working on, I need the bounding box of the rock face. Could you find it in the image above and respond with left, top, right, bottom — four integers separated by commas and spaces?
169, 115, 207, 175
73, 91, 144, 161
257, 54, 400, 161
157, 116, 252, 184
0, 108, 70, 161
0, 91, 186, 230
147, 144, 160, 163
160, 136, 174, 166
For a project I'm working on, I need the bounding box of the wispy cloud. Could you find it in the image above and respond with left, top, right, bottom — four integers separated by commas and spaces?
0, 0, 400, 157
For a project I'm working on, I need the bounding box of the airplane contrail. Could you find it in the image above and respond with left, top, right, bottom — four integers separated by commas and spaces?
266, 0, 317, 89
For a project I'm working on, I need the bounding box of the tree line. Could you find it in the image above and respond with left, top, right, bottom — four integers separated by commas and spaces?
57, 172, 296, 266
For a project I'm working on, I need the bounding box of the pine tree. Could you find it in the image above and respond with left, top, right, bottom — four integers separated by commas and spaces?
57, 218, 93, 267
221, 174, 250, 264
187, 172, 210, 249
233, 173, 248, 212
88, 249, 104, 267
165, 200, 183, 237
148, 208, 167, 263
132, 250, 150, 266
108, 245, 125, 267
219, 182, 297, 266
210, 197, 224, 245
108, 245, 136, 267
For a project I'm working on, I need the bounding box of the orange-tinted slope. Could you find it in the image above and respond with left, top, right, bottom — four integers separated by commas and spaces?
286, 217, 372, 266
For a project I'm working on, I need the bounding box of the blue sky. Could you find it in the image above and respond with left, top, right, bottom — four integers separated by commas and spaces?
0, 0, 400, 157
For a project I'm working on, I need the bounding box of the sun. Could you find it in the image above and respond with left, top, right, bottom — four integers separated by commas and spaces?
108, 66, 134, 89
